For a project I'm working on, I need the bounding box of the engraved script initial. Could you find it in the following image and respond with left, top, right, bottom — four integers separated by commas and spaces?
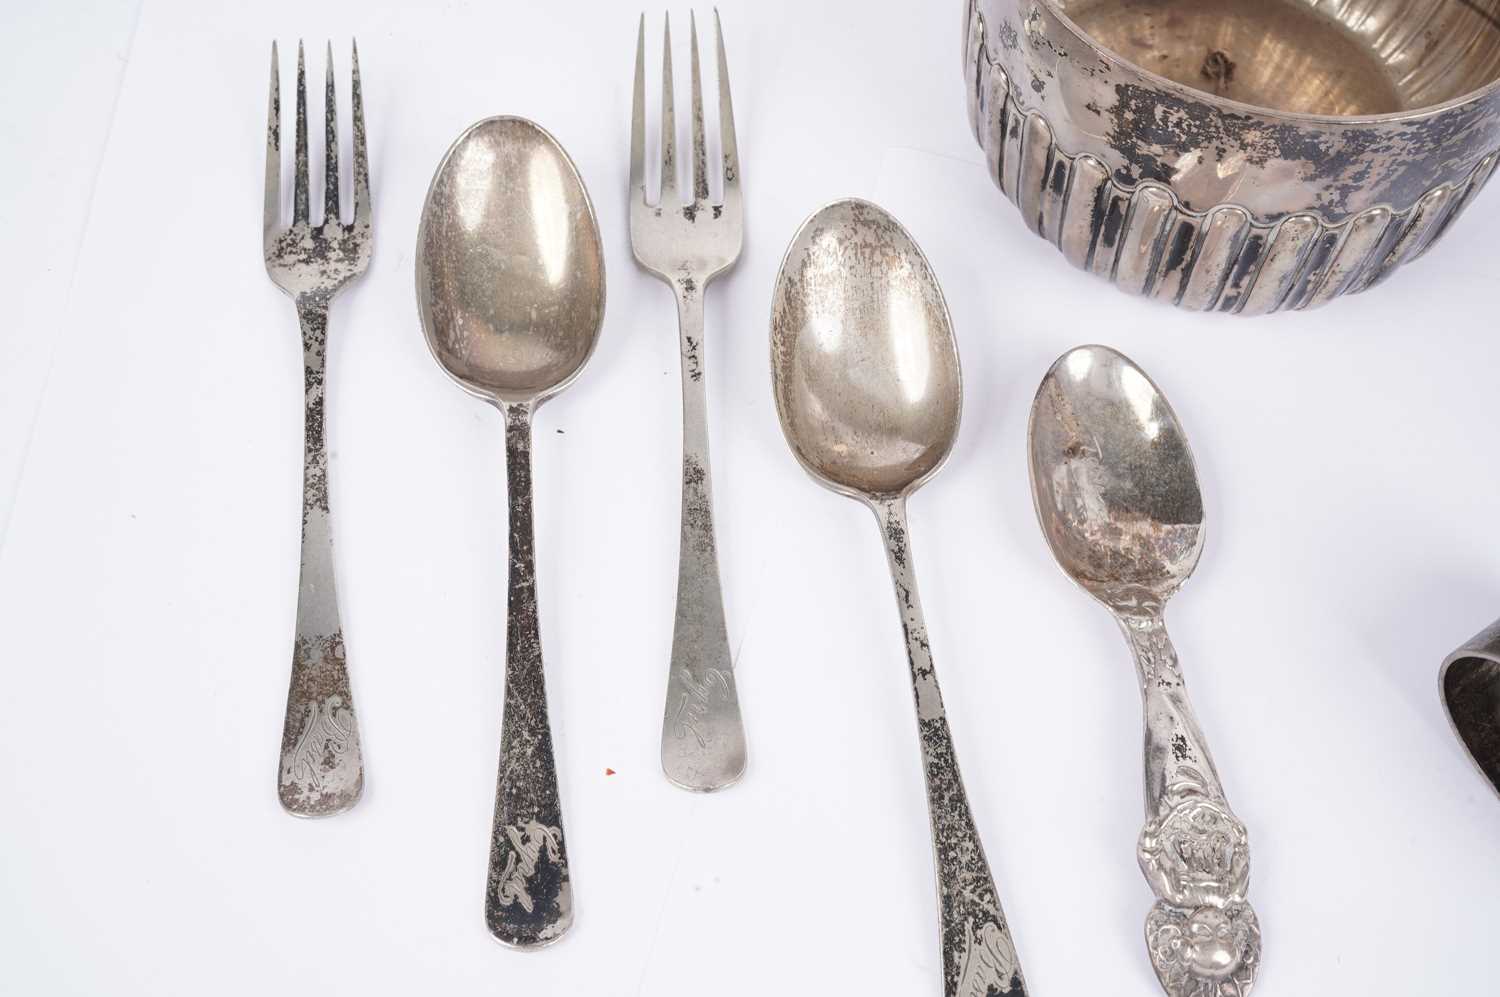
956, 918, 1021, 996
282, 695, 355, 793
670, 667, 732, 748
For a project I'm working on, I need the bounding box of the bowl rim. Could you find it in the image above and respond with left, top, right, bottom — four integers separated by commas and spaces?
1030, 0, 1500, 125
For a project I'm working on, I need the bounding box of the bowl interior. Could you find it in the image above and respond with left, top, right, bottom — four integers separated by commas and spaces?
1053, 0, 1500, 115
1443, 652, 1500, 796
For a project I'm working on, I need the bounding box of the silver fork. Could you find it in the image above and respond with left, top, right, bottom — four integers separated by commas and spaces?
631, 11, 748, 793
263, 40, 372, 817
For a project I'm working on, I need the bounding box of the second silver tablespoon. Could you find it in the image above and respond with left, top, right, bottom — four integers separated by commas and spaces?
416, 116, 605, 948
1027, 345, 1260, 997
771, 199, 1028, 997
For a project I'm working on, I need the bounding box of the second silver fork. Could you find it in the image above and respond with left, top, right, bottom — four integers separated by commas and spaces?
630, 11, 747, 792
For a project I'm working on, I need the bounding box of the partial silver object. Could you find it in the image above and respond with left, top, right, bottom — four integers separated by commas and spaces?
263, 40, 372, 818
1441, 620, 1500, 800
962, 0, 1500, 314
416, 117, 605, 948
771, 199, 1028, 997
631, 11, 748, 792
1028, 345, 1259, 997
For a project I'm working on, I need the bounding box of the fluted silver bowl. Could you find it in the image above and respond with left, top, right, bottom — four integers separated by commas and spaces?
963, 0, 1500, 314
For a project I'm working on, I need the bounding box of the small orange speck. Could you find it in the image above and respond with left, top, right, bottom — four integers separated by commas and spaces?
605, 768, 616, 776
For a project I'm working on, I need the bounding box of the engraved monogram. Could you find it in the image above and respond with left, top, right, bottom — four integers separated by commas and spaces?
670, 667, 732, 748
956, 918, 1023, 996
496, 820, 563, 914
282, 695, 355, 793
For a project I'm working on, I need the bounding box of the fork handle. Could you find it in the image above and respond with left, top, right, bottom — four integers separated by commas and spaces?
660, 288, 747, 792
278, 295, 364, 817
486, 401, 572, 948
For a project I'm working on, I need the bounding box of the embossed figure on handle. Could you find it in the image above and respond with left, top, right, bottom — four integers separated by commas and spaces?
263, 41, 372, 817
416, 116, 605, 946
772, 199, 1030, 997
630, 12, 748, 792
1028, 345, 1259, 997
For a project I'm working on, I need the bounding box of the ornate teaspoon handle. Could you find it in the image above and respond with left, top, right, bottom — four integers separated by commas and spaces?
1118, 614, 1260, 997
873, 499, 1028, 997
485, 402, 572, 948
278, 295, 363, 817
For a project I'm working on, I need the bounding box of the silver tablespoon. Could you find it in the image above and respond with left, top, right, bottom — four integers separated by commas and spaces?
771, 199, 1028, 997
1027, 345, 1260, 997
416, 117, 605, 948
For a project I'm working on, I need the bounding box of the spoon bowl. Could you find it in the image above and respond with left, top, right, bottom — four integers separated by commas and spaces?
1028, 344, 1204, 613
416, 116, 604, 949
770, 199, 960, 501
417, 116, 604, 405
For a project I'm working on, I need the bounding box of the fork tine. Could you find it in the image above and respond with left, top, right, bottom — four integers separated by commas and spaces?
323, 42, 340, 225
293, 41, 310, 225
688, 12, 709, 204
660, 14, 677, 204
715, 9, 740, 208
351, 40, 371, 230
630, 14, 646, 202
264, 42, 281, 239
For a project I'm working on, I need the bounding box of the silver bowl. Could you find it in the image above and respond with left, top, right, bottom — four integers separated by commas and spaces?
962, 0, 1500, 314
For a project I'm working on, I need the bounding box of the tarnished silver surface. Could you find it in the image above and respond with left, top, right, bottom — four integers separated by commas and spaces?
1028, 345, 1259, 997
963, 0, 1500, 314
1441, 619, 1500, 800
630, 12, 748, 793
415, 117, 605, 948
772, 199, 1028, 997
263, 41, 372, 818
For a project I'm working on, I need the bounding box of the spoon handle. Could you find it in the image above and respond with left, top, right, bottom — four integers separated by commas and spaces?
485, 402, 572, 948
1118, 614, 1260, 996
873, 499, 1028, 997
278, 295, 363, 817
660, 288, 747, 792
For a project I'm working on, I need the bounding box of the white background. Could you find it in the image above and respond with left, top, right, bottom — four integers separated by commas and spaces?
3, 0, 1499, 994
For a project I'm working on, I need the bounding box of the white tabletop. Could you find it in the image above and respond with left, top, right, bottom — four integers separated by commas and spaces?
2, 0, 1498, 994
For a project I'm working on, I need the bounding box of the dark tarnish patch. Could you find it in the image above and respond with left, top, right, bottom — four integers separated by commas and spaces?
996, 18, 1018, 51
683, 334, 703, 382
1200, 50, 1235, 95
296, 296, 332, 520
1099, 195, 1127, 251
1103, 80, 1500, 217
1049, 157, 1068, 197
681, 454, 715, 555
1160, 217, 1198, 277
